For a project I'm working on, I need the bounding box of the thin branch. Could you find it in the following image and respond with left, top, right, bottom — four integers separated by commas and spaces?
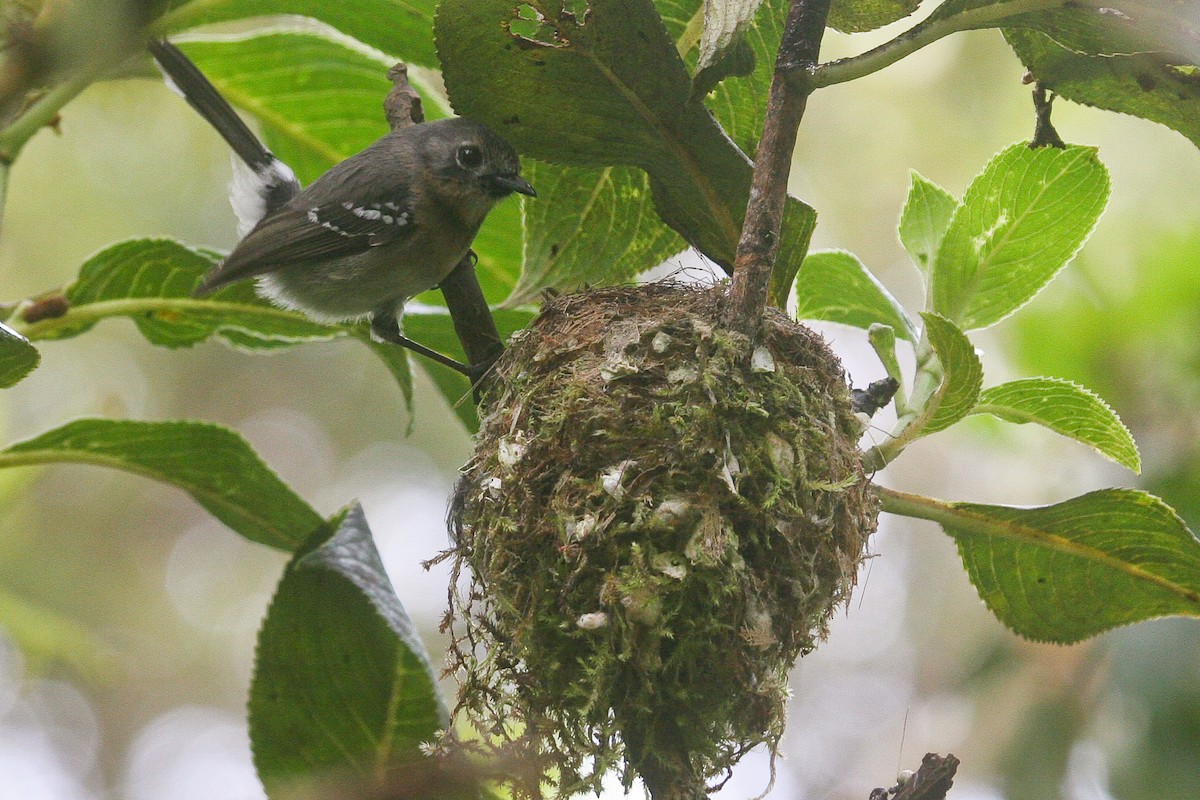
811, 0, 1062, 90
723, 0, 832, 337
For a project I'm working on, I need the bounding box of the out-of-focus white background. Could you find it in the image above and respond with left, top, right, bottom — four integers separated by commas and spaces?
1, 15, 1198, 800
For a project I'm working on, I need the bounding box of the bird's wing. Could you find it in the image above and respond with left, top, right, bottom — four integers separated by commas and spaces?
196, 196, 417, 294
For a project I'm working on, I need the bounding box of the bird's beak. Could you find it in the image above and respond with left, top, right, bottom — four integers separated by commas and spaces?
488, 174, 537, 197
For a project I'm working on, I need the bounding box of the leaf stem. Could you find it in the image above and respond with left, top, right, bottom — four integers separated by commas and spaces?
0, 70, 92, 164
7, 296, 335, 340
877, 484, 964, 527
863, 330, 942, 470
723, 0, 832, 338
811, 0, 1065, 89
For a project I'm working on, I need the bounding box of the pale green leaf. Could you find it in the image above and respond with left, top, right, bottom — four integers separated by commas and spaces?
881, 487, 1200, 643
0, 419, 323, 550
829, 0, 922, 33
177, 32, 433, 184
34, 239, 342, 349
160, 0, 441, 68
251, 504, 447, 794
975, 377, 1141, 473
918, 312, 983, 435
793, 250, 917, 340
898, 170, 958, 276
931, 143, 1110, 330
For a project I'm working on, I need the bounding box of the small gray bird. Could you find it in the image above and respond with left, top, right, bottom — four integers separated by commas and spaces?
150, 40, 534, 370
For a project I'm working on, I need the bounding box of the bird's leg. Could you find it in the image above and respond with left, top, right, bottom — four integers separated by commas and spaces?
369, 311, 472, 377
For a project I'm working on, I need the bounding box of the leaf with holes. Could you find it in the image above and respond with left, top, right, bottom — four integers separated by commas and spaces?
0, 419, 323, 550
1006, 30, 1200, 151
508, 161, 684, 305
159, 0, 442, 68
931, 143, 1110, 330
898, 170, 958, 277
436, 0, 817, 306
251, 504, 448, 795
0, 321, 39, 388
828, 0, 922, 33
885, 488, 1200, 643
915, 312, 983, 436
974, 377, 1141, 473
793, 250, 917, 340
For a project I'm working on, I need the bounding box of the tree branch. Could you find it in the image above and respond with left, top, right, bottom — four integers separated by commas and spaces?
723, 0, 832, 338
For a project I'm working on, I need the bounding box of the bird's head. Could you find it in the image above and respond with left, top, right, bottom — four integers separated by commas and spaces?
423, 118, 536, 203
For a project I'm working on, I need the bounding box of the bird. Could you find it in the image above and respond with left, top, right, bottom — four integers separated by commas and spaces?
148, 39, 535, 374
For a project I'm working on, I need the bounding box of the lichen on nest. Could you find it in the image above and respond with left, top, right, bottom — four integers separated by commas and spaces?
444, 283, 878, 796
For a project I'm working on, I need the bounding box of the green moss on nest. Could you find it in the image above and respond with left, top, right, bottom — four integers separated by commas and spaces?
447, 284, 878, 797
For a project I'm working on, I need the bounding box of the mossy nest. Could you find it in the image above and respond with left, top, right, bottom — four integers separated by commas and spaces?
446, 283, 878, 797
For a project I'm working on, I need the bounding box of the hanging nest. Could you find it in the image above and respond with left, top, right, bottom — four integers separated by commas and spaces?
444, 283, 878, 797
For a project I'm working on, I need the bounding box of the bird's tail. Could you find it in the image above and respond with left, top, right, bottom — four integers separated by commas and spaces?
148, 39, 276, 174
148, 38, 300, 242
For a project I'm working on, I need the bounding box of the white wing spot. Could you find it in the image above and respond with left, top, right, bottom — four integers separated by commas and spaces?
306, 208, 319, 223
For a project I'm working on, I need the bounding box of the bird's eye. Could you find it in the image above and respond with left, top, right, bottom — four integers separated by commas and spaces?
456, 145, 483, 170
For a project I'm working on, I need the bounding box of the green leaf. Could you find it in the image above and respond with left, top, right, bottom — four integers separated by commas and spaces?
0, 419, 323, 550
656, 0, 705, 44
928, 1, 1199, 59
0, 320, 39, 388
696, 0, 766, 72
793, 250, 917, 340
931, 143, 1110, 330
435, 0, 816, 299
471, 195, 528, 304
828, 0, 922, 33
508, 161, 685, 305
997, 1, 1200, 58
1006, 29, 1200, 150
159, 0, 441, 68
898, 170, 958, 276
35, 239, 341, 349
881, 487, 1200, 643
179, 32, 420, 184
918, 312, 983, 435
250, 504, 447, 795
974, 377, 1141, 473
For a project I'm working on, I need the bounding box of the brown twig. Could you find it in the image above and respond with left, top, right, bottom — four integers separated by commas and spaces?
869, 752, 960, 800
722, 0, 832, 339
1029, 80, 1065, 149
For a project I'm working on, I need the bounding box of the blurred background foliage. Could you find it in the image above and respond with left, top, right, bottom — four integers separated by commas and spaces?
0, 7, 1197, 800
